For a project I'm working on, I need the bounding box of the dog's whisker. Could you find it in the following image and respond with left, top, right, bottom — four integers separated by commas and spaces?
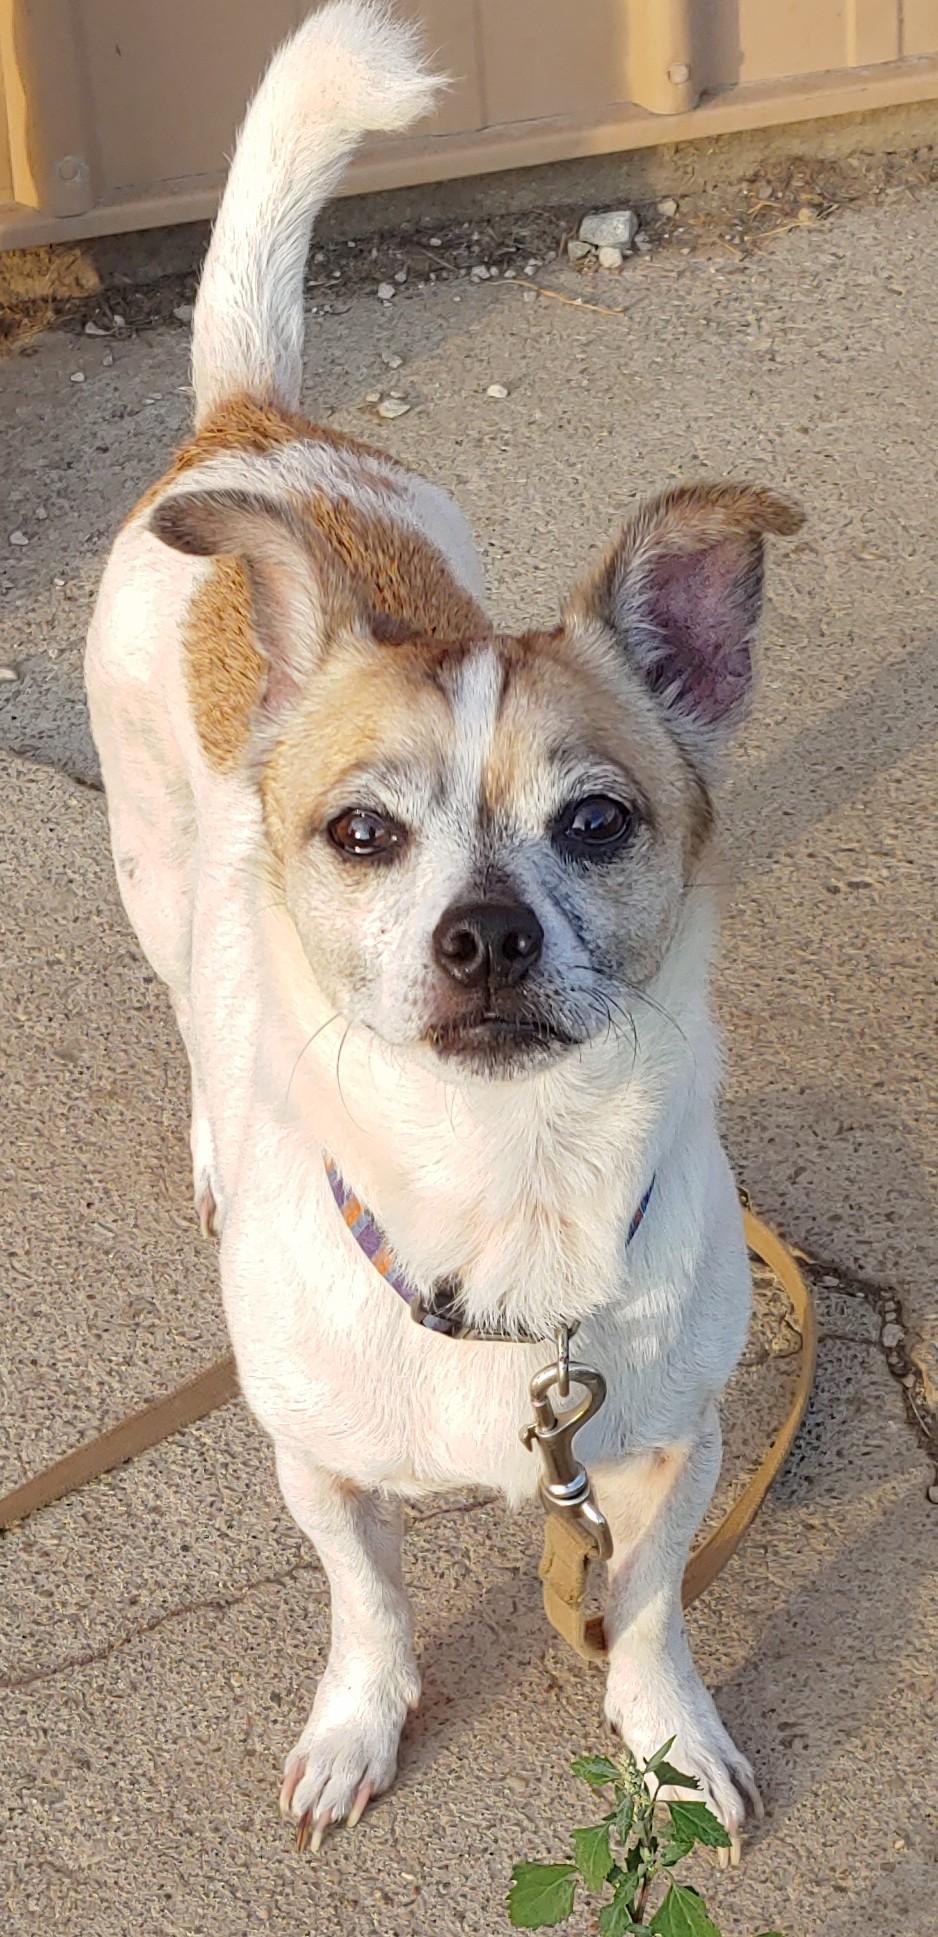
335, 1020, 368, 1133
285, 1013, 341, 1105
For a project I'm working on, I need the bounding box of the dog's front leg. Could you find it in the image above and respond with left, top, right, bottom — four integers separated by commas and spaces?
275, 1448, 419, 1849
596, 1406, 761, 1861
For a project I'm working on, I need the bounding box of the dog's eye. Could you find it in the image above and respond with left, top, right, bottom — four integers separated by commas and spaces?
327, 808, 407, 859
553, 795, 635, 858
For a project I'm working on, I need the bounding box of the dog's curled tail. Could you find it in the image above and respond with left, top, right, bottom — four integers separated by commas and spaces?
191, 1, 443, 426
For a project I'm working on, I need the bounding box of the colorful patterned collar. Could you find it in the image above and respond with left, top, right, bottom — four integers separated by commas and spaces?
324, 1156, 654, 1341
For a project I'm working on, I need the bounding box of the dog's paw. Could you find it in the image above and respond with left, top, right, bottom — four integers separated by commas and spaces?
604, 1659, 761, 1865
280, 1663, 418, 1853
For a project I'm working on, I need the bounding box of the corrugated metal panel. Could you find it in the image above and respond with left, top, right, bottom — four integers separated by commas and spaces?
1, 0, 936, 250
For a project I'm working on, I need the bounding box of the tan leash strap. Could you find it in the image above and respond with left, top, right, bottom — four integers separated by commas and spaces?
539, 1207, 818, 1661
0, 1354, 238, 1531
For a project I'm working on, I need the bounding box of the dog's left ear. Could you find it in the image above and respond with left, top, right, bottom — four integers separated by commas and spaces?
150, 482, 364, 725
566, 482, 803, 761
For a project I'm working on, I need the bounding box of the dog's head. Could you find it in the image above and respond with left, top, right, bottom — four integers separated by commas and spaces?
153, 476, 801, 1077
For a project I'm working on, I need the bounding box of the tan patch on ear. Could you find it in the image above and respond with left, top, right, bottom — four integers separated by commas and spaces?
140, 393, 486, 773
184, 557, 265, 771
305, 494, 486, 642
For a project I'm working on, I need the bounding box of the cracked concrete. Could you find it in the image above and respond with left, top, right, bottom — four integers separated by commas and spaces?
2, 171, 937, 1936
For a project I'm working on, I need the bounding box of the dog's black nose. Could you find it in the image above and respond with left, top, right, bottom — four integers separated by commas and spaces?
433, 899, 544, 990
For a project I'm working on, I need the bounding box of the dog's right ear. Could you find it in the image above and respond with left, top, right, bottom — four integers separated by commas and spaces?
150, 483, 359, 721
565, 482, 804, 769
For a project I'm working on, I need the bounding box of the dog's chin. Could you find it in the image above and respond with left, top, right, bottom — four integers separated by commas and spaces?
426, 1014, 579, 1078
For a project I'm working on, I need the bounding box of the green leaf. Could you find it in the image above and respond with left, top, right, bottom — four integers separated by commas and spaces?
597, 1874, 641, 1936
644, 1737, 677, 1771
573, 1822, 614, 1892
648, 1762, 700, 1791
650, 1881, 721, 1937
666, 1801, 731, 1851
507, 1863, 578, 1929
571, 1754, 622, 1791
657, 1828, 695, 1869
613, 1794, 635, 1841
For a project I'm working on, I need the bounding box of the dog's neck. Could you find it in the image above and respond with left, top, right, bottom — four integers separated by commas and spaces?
223, 795, 720, 1336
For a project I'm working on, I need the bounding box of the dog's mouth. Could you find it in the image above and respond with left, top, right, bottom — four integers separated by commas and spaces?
427, 1010, 579, 1074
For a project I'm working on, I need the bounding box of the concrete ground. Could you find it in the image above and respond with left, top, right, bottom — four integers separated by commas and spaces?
2, 170, 937, 1937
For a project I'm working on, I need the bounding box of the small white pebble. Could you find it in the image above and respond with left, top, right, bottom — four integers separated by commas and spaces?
172, 302, 194, 323
881, 1322, 903, 1350
598, 245, 623, 270
35, 506, 47, 521
503, 268, 516, 279
393, 268, 407, 284
376, 282, 396, 301
112, 313, 126, 328
365, 389, 381, 404
377, 396, 411, 419
486, 383, 508, 399
0, 665, 18, 682
69, 371, 86, 384
927, 1482, 938, 1505
657, 197, 678, 217
470, 265, 489, 281
9, 530, 29, 546
381, 351, 403, 369
53, 576, 66, 588
429, 236, 442, 246
84, 319, 109, 336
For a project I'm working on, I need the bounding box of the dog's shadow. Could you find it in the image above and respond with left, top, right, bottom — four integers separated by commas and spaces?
398, 1500, 603, 1788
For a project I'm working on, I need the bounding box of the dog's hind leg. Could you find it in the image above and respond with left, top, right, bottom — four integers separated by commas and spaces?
275, 1447, 420, 1851
596, 1408, 761, 1862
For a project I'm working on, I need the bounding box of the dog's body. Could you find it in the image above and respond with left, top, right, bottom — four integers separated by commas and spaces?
86, 0, 801, 1856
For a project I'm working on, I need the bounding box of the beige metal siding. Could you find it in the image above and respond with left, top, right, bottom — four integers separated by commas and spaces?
1, 0, 937, 250
903, 0, 938, 53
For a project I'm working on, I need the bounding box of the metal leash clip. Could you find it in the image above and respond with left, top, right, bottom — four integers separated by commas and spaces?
521, 1327, 613, 1562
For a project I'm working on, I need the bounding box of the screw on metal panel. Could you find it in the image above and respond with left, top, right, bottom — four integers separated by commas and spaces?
668, 63, 691, 84
56, 155, 89, 183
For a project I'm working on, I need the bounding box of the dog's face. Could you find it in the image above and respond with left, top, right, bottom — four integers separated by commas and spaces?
154, 478, 801, 1077
262, 625, 703, 1073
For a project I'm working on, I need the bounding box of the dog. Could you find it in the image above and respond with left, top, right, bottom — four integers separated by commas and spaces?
85, 0, 803, 1860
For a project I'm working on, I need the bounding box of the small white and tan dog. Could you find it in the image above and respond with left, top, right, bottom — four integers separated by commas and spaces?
86, 0, 802, 1859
